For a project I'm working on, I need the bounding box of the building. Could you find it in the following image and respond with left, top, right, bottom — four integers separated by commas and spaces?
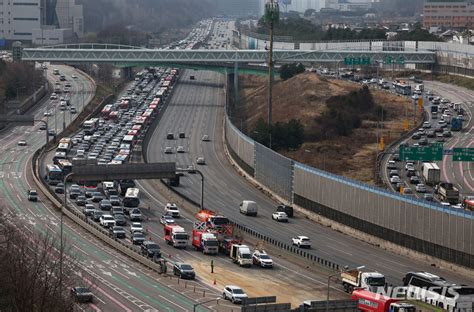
423, 0, 474, 29
213, 0, 261, 17
325, 0, 379, 11
0, 0, 83, 44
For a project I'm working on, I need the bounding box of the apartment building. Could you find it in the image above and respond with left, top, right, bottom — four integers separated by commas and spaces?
423, 0, 474, 29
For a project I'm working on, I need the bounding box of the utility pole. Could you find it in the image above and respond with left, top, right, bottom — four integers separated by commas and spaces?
265, 0, 279, 126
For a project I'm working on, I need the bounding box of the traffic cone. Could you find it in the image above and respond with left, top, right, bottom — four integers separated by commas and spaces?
213, 278, 216, 285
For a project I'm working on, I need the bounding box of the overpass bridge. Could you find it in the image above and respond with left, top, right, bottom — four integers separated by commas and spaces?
20, 43, 436, 65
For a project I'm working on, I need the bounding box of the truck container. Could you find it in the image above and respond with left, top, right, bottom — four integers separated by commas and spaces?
421, 162, 440, 186
341, 269, 386, 293
164, 225, 188, 248
453, 102, 462, 112
437, 182, 459, 204
351, 290, 415, 312
451, 117, 463, 131
191, 229, 218, 254
230, 244, 252, 267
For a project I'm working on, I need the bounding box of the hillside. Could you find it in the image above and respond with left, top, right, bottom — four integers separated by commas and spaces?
235, 73, 420, 184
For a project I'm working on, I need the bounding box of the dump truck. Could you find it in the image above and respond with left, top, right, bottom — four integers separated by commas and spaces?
437, 182, 459, 204
341, 269, 386, 293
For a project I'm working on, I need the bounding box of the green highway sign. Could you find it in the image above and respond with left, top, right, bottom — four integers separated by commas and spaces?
344, 57, 371, 66
453, 148, 474, 161
400, 145, 443, 161
384, 55, 406, 65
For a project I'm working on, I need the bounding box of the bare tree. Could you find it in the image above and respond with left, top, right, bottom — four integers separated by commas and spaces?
0, 212, 82, 311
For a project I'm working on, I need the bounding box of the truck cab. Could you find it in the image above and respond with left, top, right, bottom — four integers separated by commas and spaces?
192, 230, 218, 254
164, 225, 188, 248
342, 270, 386, 293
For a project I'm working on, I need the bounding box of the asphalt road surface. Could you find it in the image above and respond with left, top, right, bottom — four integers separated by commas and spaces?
145, 69, 474, 286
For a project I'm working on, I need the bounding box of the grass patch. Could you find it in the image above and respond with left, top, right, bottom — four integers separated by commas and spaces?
429, 74, 474, 91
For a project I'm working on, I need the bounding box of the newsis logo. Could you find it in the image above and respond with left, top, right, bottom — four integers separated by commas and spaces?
371, 286, 461, 301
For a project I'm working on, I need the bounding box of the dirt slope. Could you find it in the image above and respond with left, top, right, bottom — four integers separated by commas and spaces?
236, 73, 420, 184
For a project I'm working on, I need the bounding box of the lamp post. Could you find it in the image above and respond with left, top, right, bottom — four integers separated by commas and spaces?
193, 297, 220, 312
326, 265, 365, 312
264, 0, 279, 126
177, 168, 205, 211
60, 172, 74, 296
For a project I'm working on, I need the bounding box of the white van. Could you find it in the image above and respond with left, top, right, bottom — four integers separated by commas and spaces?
239, 200, 258, 216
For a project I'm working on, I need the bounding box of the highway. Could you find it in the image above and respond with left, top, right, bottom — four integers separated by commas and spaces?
144, 69, 474, 287
0, 66, 230, 311
424, 81, 474, 197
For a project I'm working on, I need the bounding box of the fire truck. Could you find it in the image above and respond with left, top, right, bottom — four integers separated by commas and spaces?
194, 209, 239, 254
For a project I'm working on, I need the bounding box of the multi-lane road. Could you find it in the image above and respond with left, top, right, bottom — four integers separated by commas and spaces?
0, 66, 238, 311
144, 69, 474, 287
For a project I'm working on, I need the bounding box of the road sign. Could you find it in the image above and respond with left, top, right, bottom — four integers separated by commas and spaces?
344, 57, 371, 66
453, 148, 474, 161
400, 145, 443, 161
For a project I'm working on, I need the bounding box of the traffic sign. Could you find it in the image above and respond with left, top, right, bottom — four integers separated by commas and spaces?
453, 148, 474, 161
418, 97, 423, 108
344, 57, 371, 66
400, 145, 443, 161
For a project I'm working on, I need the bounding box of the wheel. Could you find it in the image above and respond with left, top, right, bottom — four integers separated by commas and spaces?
222, 293, 226, 299
231, 298, 235, 304
298, 243, 301, 248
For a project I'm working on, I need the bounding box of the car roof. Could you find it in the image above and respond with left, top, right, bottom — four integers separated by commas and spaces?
225, 285, 242, 290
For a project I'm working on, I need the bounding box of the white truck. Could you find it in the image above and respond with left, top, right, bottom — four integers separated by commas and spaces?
422, 162, 440, 186
341, 269, 386, 293
230, 244, 252, 267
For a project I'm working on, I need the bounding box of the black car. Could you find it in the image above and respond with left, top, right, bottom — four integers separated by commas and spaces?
109, 226, 126, 239
114, 213, 127, 226
410, 176, 421, 185
131, 231, 145, 245
141, 241, 161, 258
276, 204, 294, 218
76, 195, 87, 206
92, 210, 104, 222
99, 199, 112, 211
90, 192, 104, 203
179, 132, 185, 139
70, 287, 93, 303
173, 263, 195, 279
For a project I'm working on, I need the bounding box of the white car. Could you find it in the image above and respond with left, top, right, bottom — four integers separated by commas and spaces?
271, 211, 288, 222
176, 146, 185, 153
99, 214, 116, 228
390, 176, 401, 184
130, 222, 143, 233
17, 140, 27, 146
71, 74, 78, 79
222, 285, 248, 304
164, 203, 180, 218
415, 183, 427, 193
164, 147, 173, 154
160, 215, 176, 226
196, 157, 206, 165
43, 111, 52, 117
252, 250, 273, 268
201, 135, 210, 141
292, 236, 311, 248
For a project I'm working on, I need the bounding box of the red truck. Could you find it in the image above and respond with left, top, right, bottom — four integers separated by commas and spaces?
164, 225, 188, 248
351, 290, 415, 312
191, 229, 218, 254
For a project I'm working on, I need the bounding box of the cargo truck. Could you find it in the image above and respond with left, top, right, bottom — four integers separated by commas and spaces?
421, 162, 440, 186
436, 182, 459, 204
164, 225, 188, 248
192, 230, 218, 254
341, 269, 386, 293
351, 290, 415, 312
230, 244, 252, 267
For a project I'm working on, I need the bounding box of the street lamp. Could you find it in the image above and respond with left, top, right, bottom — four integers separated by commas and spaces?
326, 265, 365, 312
177, 168, 205, 211
264, 0, 279, 126
193, 297, 220, 312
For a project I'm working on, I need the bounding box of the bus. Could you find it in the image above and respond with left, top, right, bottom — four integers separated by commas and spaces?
46, 164, 63, 185
403, 271, 474, 311
56, 143, 70, 154
53, 151, 67, 164
123, 188, 140, 207
395, 83, 412, 96
57, 159, 72, 175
